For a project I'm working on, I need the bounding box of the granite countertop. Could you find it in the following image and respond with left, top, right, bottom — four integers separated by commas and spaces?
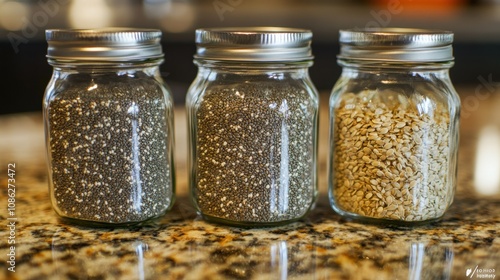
1, 91, 499, 280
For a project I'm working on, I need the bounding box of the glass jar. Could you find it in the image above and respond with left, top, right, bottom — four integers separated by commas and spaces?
44, 29, 175, 227
187, 27, 319, 226
329, 28, 460, 225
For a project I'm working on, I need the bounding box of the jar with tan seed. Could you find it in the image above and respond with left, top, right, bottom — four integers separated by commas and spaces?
329, 28, 460, 225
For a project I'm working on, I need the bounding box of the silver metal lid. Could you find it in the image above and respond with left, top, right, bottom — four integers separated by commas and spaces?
338, 28, 454, 63
46, 28, 163, 62
195, 27, 313, 62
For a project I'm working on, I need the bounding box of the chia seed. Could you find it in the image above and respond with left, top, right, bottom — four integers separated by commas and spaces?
47, 73, 174, 224
193, 83, 317, 224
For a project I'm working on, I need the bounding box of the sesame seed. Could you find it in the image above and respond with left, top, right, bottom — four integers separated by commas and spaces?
331, 90, 453, 222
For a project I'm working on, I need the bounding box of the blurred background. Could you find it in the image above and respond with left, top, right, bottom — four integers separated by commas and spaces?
1, 0, 500, 114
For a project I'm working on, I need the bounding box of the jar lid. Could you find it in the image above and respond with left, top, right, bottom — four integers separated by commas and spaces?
338, 28, 454, 63
46, 28, 163, 62
194, 27, 313, 62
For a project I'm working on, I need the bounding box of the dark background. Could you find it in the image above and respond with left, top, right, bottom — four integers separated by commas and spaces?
1, 0, 500, 115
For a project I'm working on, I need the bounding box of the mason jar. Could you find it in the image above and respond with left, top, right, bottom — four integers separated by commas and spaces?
187, 27, 319, 226
44, 28, 175, 227
329, 28, 460, 225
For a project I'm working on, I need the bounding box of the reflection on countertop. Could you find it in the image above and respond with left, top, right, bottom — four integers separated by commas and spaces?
3, 193, 499, 279
0, 90, 499, 279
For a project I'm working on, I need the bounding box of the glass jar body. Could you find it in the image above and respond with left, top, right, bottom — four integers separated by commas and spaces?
329, 65, 460, 225
44, 63, 175, 227
187, 62, 319, 226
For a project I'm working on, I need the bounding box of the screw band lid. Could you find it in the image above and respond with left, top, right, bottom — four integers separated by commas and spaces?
46, 28, 163, 62
195, 27, 313, 62
338, 28, 454, 63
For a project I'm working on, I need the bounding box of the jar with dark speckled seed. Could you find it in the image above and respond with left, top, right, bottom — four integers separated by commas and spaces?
44, 28, 175, 227
187, 27, 319, 227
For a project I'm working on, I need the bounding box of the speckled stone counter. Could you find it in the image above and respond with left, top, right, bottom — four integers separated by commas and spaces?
1, 91, 499, 280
